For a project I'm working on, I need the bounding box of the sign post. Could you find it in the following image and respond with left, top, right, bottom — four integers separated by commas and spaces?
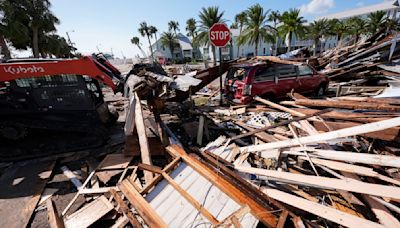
209, 23, 231, 106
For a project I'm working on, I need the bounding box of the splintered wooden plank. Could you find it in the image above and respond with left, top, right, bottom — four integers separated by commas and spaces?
64, 195, 114, 228
119, 179, 168, 228
96, 154, 133, 184
262, 188, 385, 228
167, 145, 278, 227
240, 117, 400, 153
47, 199, 65, 228
109, 189, 142, 228
134, 92, 153, 183
0, 160, 55, 228
236, 166, 400, 200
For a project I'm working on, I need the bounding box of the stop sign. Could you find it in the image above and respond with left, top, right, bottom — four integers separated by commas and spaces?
209, 23, 231, 47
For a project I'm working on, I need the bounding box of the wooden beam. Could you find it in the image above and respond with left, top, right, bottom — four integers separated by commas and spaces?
119, 179, 168, 227
276, 210, 289, 228
230, 108, 331, 141
134, 92, 153, 184
313, 121, 399, 141
236, 166, 400, 199
262, 188, 385, 228
64, 195, 114, 228
138, 163, 163, 174
289, 147, 400, 168
167, 145, 278, 227
343, 173, 400, 228
161, 172, 220, 225
299, 157, 400, 186
239, 117, 400, 153
140, 157, 181, 195
47, 199, 65, 228
294, 99, 400, 112
234, 121, 277, 142
109, 189, 142, 228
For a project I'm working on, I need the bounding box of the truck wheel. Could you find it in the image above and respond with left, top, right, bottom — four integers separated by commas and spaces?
315, 84, 326, 97
260, 93, 276, 102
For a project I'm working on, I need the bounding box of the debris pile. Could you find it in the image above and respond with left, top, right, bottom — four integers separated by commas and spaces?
316, 31, 400, 81
2, 39, 400, 228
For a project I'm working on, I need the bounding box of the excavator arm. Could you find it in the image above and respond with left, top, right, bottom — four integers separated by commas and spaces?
0, 56, 123, 92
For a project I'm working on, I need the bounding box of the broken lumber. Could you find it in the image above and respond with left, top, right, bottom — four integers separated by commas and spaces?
288, 147, 400, 168
64, 195, 114, 228
313, 120, 399, 141
167, 145, 278, 227
239, 117, 400, 153
119, 179, 168, 227
295, 99, 400, 112
134, 92, 153, 183
262, 188, 385, 228
47, 199, 65, 228
236, 166, 400, 199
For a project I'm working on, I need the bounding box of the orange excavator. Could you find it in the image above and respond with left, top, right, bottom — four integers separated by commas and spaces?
0, 54, 124, 159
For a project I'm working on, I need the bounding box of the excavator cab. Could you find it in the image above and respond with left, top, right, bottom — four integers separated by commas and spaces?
0, 56, 124, 157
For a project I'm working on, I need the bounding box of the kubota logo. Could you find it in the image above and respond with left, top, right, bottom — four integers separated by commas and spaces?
3, 65, 45, 75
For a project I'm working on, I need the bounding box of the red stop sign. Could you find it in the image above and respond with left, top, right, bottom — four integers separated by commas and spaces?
209, 23, 231, 47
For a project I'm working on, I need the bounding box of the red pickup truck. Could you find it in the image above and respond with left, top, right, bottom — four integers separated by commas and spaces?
225, 62, 329, 104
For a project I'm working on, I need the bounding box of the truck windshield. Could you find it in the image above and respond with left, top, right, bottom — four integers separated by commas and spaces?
227, 67, 250, 81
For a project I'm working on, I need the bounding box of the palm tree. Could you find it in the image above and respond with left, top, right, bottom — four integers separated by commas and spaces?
24, 0, 60, 57
347, 17, 366, 42
0, 2, 11, 58
367, 11, 388, 34
278, 9, 307, 52
195, 6, 226, 66
330, 19, 347, 44
308, 19, 331, 56
131, 36, 146, 57
268, 10, 281, 56
160, 32, 179, 62
186, 18, 197, 60
149, 26, 159, 51
235, 11, 247, 57
230, 22, 238, 29
168, 21, 180, 35
138, 21, 155, 61
238, 4, 274, 56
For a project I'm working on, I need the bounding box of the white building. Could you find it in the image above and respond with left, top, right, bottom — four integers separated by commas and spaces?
149, 1, 400, 62
151, 33, 194, 62
318, 0, 400, 50
198, 28, 274, 62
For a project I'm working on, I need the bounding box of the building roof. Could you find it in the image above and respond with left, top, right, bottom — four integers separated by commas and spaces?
319, 0, 400, 20
177, 34, 193, 50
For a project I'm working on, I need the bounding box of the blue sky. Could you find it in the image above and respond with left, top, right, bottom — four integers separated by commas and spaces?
49, 0, 390, 58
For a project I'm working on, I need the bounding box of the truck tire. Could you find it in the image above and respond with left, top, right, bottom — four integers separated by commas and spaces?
315, 84, 326, 97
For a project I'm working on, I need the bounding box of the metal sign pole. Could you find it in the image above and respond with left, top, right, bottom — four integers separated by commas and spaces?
219, 47, 223, 106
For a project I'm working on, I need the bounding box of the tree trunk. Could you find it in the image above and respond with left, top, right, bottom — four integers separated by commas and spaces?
32, 26, 40, 58
287, 32, 292, 52
192, 35, 196, 61
255, 39, 259, 56
147, 35, 154, 61
0, 34, 11, 59
154, 33, 159, 51
273, 21, 278, 56
313, 39, 318, 56
212, 45, 216, 66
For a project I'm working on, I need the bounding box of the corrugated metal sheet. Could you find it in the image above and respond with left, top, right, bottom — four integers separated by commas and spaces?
145, 161, 259, 227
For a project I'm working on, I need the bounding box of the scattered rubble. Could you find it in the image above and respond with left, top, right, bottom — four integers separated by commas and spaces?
2, 32, 400, 227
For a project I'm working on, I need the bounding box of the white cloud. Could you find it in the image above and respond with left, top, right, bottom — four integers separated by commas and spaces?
300, 0, 335, 15
356, 1, 365, 7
